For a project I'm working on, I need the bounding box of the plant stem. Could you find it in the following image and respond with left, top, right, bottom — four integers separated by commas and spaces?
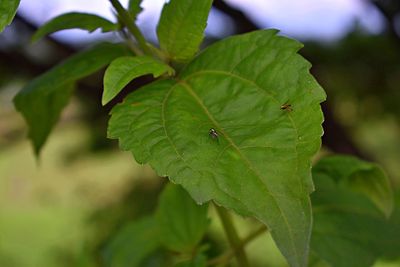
207, 224, 268, 266
214, 204, 250, 267
109, 0, 152, 56
118, 29, 143, 55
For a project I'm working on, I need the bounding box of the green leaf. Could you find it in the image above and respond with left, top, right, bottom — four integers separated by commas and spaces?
102, 56, 174, 105
14, 82, 75, 155
156, 184, 209, 253
313, 155, 393, 217
157, 0, 213, 62
14, 43, 130, 155
311, 156, 398, 267
128, 0, 143, 19
103, 217, 160, 267
174, 253, 207, 267
108, 30, 326, 267
0, 0, 20, 32
31, 12, 118, 42
381, 192, 400, 260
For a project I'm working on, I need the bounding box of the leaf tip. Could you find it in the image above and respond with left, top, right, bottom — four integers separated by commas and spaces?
101, 95, 110, 106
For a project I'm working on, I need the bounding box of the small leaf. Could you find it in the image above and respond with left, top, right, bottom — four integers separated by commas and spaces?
311, 156, 398, 267
156, 184, 209, 253
157, 0, 213, 62
102, 56, 174, 105
109, 30, 326, 267
313, 155, 394, 217
0, 0, 20, 32
103, 217, 160, 267
128, 0, 143, 19
31, 12, 118, 42
14, 82, 74, 156
14, 43, 130, 155
174, 253, 207, 267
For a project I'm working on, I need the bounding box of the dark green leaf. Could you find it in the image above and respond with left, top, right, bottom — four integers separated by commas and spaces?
0, 0, 20, 32
14, 43, 130, 155
103, 217, 160, 267
157, 0, 213, 62
311, 156, 398, 267
31, 12, 118, 42
174, 253, 207, 267
313, 155, 393, 217
156, 184, 209, 253
102, 56, 174, 105
128, 0, 143, 19
381, 192, 400, 260
109, 30, 326, 267
14, 82, 74, 156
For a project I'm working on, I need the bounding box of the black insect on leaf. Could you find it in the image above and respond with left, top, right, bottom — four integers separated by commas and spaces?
280, 103, 292, 112
209, 128, 219, 140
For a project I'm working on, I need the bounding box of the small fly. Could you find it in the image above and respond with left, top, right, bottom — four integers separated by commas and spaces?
280, 103, 292, 112
209, 128, 219, 140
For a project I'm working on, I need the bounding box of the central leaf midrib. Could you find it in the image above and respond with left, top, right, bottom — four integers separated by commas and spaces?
176, 80, 299, 261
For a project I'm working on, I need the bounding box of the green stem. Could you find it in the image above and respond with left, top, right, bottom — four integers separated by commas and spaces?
109, 0, 152, 56
119, 29, 143, 55
207, 224, 267, 266
215, 204, 250, 267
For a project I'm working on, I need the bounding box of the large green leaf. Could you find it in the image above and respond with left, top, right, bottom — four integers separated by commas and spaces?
102, 56, 174, 105
14, 43, 130, 155
313, 155, 393, 217
157, 0, 213, 62
156, 184, 209, 253
108, 30, 326, 267
31, 12, 118, 42
311, 156, 398, 267
103, 217, 160, 267
0, 0, 20, 32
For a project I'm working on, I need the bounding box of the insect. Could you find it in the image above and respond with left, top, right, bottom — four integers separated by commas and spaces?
280, 103, 292, 112
209, 128, 219, 139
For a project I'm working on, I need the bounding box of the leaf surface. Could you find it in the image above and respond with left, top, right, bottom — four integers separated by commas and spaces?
0, 0, 20, 32
102, 56, 174, 105
311, 156, 398, 267
109, 30, 326, 267
128, 0, 143, 19
313, 155, 393, 217
32, 12, 118, 42
156, 184, 209, 253
103, 216, 160, 267
14, 43, 130, 154
157, 0, 213, 62
174, 253, 207, 267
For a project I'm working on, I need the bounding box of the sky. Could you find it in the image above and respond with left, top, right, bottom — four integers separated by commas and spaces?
17, 0, 385, 44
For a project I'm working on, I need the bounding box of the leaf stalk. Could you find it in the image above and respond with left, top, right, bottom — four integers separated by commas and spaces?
207, 223, 267, 266
109, 0, 152, 56
214, 204, 251, 267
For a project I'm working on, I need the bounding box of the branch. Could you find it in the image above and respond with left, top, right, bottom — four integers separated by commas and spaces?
213, 0, 258, 33
367, 0, 400, 46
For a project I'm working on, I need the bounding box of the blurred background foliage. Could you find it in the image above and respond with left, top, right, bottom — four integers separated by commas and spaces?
0, 0, 399, 266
